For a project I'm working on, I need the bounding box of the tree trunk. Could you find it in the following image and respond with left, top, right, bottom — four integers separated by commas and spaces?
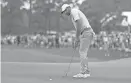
56, 12, 61, 32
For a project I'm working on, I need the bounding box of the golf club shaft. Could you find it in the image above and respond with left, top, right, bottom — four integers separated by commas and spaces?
65, 49, 76, 76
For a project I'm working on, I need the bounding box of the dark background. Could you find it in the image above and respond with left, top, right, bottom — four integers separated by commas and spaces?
1, 0, 131, 35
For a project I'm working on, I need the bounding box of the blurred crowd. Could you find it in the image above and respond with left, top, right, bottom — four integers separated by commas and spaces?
1, 31, 75, 48
92, 31, 131, 51
1, 31, 131, 52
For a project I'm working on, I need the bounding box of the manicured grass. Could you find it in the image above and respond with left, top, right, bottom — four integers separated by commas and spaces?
1, 45, 131, 63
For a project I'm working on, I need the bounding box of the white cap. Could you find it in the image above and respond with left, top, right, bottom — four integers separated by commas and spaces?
61, 4, 70, 13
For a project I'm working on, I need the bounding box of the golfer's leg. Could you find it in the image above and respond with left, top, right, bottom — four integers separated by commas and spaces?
79, 32, 93, 74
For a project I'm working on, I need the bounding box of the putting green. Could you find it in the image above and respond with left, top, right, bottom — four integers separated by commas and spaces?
1, 45, 131, 83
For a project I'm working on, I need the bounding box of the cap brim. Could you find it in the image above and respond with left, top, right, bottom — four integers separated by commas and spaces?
61, 11, 64, 14
61, 9, 66, 14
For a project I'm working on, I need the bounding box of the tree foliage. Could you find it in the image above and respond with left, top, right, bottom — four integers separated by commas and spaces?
1, 0, 131, 35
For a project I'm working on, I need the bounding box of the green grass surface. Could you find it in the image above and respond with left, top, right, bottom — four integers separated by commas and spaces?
1, 45, 131, 63
2, 59, 131, 83
1, 45, 131, 83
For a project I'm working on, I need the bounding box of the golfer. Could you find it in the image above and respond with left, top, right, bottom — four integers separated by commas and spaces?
61, 4, 95, 78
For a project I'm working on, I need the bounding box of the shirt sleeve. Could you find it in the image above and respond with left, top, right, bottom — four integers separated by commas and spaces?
71, 9, 80, 22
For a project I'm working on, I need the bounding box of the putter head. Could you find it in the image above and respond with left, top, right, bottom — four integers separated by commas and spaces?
65, 73, 68, 77
62, 71, 68, 78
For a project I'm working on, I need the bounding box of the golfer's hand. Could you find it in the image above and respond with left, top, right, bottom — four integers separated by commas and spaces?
73, 39, 80, 49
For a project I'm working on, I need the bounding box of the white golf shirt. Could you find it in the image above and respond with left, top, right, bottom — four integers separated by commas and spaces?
70, 8, 92, 32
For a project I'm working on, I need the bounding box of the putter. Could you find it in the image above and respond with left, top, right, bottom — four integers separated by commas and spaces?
65, 53, 75, 77
63, 45, 76, 77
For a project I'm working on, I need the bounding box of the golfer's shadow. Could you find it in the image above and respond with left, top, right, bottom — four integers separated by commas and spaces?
72, 76, 130, 82
83, 76, 131, 82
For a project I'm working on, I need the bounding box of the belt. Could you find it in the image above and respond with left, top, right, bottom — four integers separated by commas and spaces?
81, 28, 93, 35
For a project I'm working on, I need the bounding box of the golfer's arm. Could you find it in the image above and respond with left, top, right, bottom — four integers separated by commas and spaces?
75, 20, 81, 40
